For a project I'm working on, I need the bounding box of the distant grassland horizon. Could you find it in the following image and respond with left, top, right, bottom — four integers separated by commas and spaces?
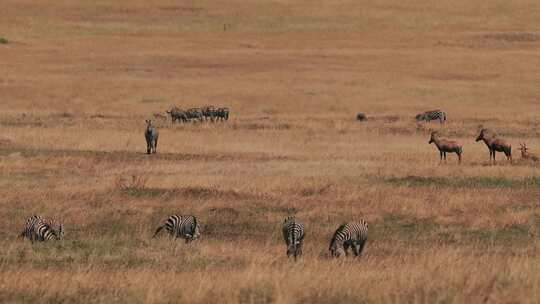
0, 1, 539, 303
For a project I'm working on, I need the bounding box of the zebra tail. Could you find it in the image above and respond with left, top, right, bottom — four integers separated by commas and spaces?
152, 226, 164, 238
192, 216, 199, 241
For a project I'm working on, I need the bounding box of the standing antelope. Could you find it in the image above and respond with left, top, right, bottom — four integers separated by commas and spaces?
428, 131, 463, 164
145, 120, 159, 154
519, 143, 539, 161
475, 129, 511, 163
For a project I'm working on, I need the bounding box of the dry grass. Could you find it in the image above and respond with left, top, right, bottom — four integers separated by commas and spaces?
1, 1, 540, 303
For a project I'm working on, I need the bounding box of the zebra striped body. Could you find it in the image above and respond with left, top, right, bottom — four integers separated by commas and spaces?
186, 108, 204, 122
415, 110, 446, 124
215, 107, 229, 121
33, 222, 60, 241
145, 120, 159, 154
329, 221, 368, 258
167, 107, 188, 123
20, 215, 63, 242
202, 105, 216, 121
282, 216, 305, 260
153, 214, 201, 243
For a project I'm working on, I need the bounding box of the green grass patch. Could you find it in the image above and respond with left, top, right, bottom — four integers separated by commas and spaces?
376, 214, 441, 242
0, 37, 7, 44
386, 175, 540, 188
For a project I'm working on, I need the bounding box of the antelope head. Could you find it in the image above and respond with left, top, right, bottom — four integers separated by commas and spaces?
429, 131, 439, 144
475, 129, 488, 142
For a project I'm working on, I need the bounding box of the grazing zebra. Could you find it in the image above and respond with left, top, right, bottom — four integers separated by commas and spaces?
20, 215, 64, 241
145, 119, 159, 154
282, 216, 305, 260
201, 105, 216, 122
215, 107, 230, 121
329, 221, 368, 258
185, 108, 204, 122
166, 107, 188, 123
153, 214, 201, 243
415, 110, 446, 124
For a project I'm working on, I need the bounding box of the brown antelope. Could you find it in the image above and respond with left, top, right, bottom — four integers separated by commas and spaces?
428, 131, 463, 164
475, 129, 511, 163
519, 143, 539, 161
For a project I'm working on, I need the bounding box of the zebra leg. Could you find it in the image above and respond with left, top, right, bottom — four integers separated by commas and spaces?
356, 240, 366, 257
443, 152, 447, 161
439, 151, 443, 163
153, 139, 158, 154
343, 242, 351, 257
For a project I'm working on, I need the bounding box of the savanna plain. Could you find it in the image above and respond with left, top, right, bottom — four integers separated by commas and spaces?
1, 1, 540, 303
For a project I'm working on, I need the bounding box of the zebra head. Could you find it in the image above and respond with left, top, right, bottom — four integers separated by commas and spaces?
57, 223, 65, 239
329, 242, 344, 258
286, 241, 300, 257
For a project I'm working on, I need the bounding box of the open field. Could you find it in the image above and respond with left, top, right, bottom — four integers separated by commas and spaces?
1, 1, 540, 303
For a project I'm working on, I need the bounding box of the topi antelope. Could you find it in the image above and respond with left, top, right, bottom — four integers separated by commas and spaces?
519, 143, 539, 161
428, 131, 463, 164
475, 129, 511, 163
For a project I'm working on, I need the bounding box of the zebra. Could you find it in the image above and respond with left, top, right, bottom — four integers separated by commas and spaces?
153, 214, 201, 243
145, 119, 159, 154
329, 221, 368, 258
185, 108, 204, 122
166, 107, 188, 123
215, 107, 230, 121
201, 105, 216, 122
282, 216, 305, 260
20, 215, 64, 241
415, 110, 446, 124
32, 222, 60, 241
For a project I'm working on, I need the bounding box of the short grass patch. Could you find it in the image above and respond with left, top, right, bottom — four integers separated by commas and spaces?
386, 175, 540, 189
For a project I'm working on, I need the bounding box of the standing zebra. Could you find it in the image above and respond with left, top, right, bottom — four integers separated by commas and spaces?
329, 221, 368, 258
202, 105, 216, 122
185, 108, 204, 122
20, 215, 63, 242
215, 107, 230, 121
153, 214, 201, 243
415, 110, 446, 124
282, 216, 305, 260
166, 107, 188, 123
145, 119, 159, 154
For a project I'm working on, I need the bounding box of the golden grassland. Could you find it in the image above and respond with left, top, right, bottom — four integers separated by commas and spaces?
1, 1, 540, 303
